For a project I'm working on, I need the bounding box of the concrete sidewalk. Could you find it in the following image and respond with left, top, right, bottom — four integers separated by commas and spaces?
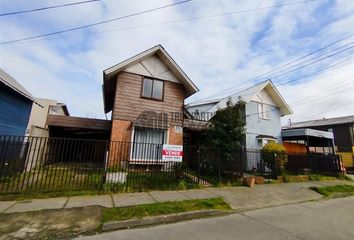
1, 180, 353, 214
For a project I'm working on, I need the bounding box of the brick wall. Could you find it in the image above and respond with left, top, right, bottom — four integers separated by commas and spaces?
168, 125, 183, 145
109, 119, 132, 166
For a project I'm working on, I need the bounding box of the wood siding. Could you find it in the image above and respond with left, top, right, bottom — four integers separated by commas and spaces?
0, 83, 32, 135
47, 115, 111, 131
112, 72, 185, 126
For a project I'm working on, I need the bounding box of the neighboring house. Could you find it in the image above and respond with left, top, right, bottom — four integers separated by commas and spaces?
0, 68, 35, 136
102, 45, 198, 165
187, 80, 293, 150
26, 98, 69, 137
283, 115, 354, 168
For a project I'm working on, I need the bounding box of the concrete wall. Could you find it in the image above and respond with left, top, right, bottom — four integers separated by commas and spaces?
0, 83, 32, 136
27, 98, 56, 133
245, 101, 282, 150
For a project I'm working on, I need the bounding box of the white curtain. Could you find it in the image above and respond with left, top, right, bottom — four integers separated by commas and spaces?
131, 128, 166, 161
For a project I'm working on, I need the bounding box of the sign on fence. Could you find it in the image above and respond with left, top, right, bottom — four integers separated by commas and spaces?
162, 144, 183, 162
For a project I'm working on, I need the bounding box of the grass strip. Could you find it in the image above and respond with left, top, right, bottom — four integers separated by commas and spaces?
102, 198, 231, 223
311, 184, 354, 198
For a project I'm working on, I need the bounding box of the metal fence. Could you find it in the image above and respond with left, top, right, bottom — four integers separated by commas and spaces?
0, 135, 344, 194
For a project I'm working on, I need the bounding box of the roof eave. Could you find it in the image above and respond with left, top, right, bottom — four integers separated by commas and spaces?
102, 45, 199, 112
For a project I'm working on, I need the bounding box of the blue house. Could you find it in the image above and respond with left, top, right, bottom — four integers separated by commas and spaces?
186, 80, 293, 169
0, 68, 35, 136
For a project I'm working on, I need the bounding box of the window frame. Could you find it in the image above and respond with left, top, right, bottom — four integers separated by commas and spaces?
130, 127, 167, 162
258, 102, 270, 120
140, 77, 165, 101
258, 138, 277, 148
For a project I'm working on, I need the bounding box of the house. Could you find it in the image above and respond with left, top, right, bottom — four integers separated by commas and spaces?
102, 45, 199, 166
0, 68, 35, 136
26, 98, 69, 137
283, 115, 354, 168
186, 80, 292, 169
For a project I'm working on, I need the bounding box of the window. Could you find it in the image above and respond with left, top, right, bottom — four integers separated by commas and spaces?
131, 128, 166, 161
141, 77, 164, 100
257, 138, 276, 149
258, 102, 270, 119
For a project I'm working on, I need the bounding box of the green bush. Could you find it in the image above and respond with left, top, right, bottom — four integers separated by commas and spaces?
261, 142, 288, 175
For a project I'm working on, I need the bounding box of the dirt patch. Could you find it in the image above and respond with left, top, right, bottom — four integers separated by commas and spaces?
0, 206, 102, 239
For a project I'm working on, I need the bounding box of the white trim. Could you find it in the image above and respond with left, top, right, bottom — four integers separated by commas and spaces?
191, 80, 292, 117
103, 45, 198, 97
167, 127, 170, 144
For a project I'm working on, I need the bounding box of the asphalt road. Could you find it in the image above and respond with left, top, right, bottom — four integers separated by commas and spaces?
80, 197, 354, 240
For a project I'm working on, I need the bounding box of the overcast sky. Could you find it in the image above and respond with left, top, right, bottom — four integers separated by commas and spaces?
0, 0, 353, 125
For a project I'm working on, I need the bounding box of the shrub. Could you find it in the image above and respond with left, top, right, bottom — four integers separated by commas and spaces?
261, 142, 288, 175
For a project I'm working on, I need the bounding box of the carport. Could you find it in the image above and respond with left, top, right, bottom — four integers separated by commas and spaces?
46, 115, 111, 140
281, 128, 335, 154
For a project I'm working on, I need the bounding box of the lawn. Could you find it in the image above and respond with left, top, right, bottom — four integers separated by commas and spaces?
0, 170, 200, 200
0, 164, 104, 194
311, 184, 354, 198
102, 198, 231, 223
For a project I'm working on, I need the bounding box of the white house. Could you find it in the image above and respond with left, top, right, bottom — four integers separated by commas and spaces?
187, 80, 293, 152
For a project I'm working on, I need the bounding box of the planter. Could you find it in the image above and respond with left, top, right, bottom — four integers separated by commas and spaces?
255, 176, 265, 184
277, 176, 284, 182
245, 176, 255, 187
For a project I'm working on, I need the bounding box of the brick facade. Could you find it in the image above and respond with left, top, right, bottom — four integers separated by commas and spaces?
168, 125, 183, 145
109, 119, 132, 166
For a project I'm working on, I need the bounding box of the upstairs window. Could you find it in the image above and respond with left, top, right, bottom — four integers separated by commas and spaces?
258, 102, 270, 119
141, 77, 164, 100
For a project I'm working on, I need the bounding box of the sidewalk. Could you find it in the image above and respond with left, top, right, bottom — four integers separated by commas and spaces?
1, 180, 353, 214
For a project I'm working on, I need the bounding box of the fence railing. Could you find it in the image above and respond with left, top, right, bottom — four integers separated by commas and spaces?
0, 135, 344, 194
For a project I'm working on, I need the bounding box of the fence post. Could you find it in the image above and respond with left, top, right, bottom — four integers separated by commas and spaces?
217, 147, 221, 184
197, 147, 201, 184
273, 152, 277, 179
240, 150, 244, 178
101, 140, 109, 190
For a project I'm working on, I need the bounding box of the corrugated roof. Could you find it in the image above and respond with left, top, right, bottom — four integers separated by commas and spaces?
286, 115, 354, 128
282, 128, 334, 139
0, 68, 35, 102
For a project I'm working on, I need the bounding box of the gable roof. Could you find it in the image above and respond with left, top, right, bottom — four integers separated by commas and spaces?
189, 80, 292, 116
102, 45, 199, 113
0, 68, 35, 103
284, 115, 354, 129
187, 97, 222, 107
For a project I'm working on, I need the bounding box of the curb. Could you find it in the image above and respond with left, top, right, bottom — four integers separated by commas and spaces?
102, 209, 232, 232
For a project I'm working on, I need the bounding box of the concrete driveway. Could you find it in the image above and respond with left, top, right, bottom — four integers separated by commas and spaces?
78, 196, 354, 240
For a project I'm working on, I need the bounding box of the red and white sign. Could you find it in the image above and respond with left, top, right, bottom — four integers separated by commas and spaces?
162, 144, 183, 162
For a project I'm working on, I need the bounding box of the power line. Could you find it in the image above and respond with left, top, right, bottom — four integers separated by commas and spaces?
286, 77, 354, 107
224, 43, 354, 96
275, 57, 353, 87
194, 33, 354, 102
307, 102, 354, 118
262, 42, 354, 80
239, 34, 354, 84
0, 0, 192, 45
270, 46, 354, 79
0, 0, 322, 45
0, 0, 102, 17
244, 76, 354, 117
195, 45, 354, 103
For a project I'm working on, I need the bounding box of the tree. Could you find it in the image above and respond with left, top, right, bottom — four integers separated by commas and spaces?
203, 99, 246, 160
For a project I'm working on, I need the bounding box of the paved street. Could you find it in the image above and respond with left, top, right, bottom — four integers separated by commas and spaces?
79, 197, 354, 240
